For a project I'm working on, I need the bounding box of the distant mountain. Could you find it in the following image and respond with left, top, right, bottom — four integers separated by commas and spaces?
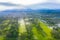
0, 9, 60, 17
34, 9, 60, 13
0, 2, 60, 17
0, 8, 33, 17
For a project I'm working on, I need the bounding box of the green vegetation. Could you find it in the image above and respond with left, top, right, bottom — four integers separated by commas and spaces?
0, 16, 59, 40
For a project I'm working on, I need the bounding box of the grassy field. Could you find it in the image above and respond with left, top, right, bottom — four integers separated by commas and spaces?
0, 17, 59, 40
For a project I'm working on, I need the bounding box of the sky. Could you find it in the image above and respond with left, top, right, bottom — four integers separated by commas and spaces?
0, 0, 60, 11
0, 0, 47, 5
0, 0, 60, 5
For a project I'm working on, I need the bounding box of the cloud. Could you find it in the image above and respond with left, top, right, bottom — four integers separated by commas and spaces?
0, 0, 20, 4
56, 0, 60, 3
0, 6, 26, 11
0, 2, 24, 11
0, 4, 25, 11
19, 0, 47, 5
46, 0, 60, 4
0, 0, 60, 11
0, 0, 60, 5
0, 2, 19, 6
0, 6, 17, 11
0, 0, 48, 5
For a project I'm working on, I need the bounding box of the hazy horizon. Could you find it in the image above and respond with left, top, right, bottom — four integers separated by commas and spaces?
0, 0, 60, 11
